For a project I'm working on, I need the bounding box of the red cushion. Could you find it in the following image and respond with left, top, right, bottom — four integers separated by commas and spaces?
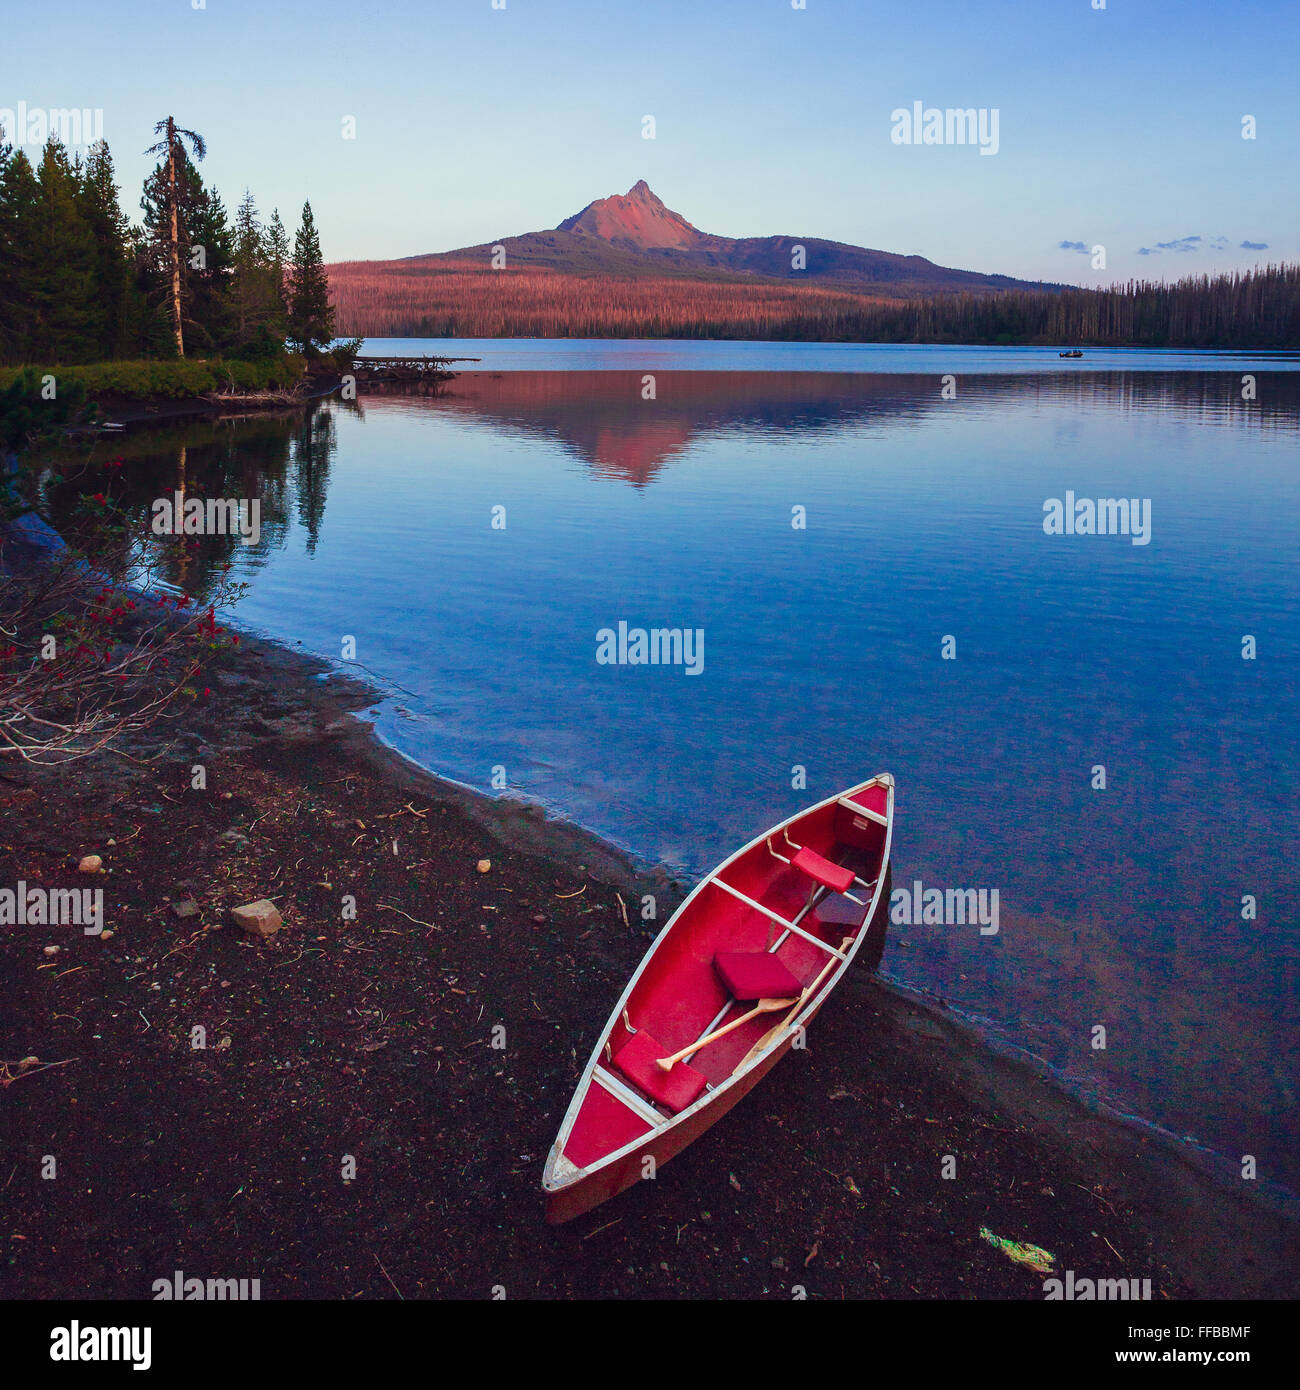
611, 1029, 708, 1114
791, 846, 855, 894
713, 951, 802, 1001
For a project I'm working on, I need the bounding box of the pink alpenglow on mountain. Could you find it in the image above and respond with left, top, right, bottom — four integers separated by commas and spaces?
326, 181, 1058, 337
557, 180, 708, 250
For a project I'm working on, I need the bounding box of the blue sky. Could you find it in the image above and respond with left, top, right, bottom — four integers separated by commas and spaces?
3, 0, 1296, 282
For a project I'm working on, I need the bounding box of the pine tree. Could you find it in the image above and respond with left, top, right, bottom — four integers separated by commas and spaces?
143, 118, 207, 356
266, 208, 290, 322
29, 137, 100, 362
231, 190, 262, 347
140, 142, 232, 356
0, 127, 33, 363
287, 201, 335, 355
230, 190, 285, 357
186, 180, 234, 352
77, 140, 137, 358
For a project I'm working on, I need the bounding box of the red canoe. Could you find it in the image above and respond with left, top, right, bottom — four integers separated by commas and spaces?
542, 775, 895, 1224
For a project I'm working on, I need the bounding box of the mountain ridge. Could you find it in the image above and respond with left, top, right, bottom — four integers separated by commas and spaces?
326, 183, 1068, 338
376, 181, 1054, 297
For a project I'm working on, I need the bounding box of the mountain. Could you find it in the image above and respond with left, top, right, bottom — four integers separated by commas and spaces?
557, 179, 704, 249
327, 182, 1060, 338
396, 180, 1047, 295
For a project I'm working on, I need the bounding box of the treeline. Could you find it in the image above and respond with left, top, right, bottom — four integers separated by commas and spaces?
852, 265, 1300, 348
0, 118, 335, 367
329, 262, 903, 340
329, 260, 1300, 348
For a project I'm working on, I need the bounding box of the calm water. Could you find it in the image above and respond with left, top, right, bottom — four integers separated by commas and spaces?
360, 337, 1300, 374
56, 351, 1300, 1192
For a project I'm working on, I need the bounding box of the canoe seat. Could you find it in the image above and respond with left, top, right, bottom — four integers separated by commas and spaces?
790, 845, 855, 895
611, 1030, 708, 1114
714, 951, 802, 1002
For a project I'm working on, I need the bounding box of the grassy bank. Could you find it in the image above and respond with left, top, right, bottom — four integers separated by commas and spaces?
0, 355, 309, 401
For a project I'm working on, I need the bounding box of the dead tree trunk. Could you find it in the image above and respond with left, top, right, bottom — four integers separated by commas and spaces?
166, 117, 184, 358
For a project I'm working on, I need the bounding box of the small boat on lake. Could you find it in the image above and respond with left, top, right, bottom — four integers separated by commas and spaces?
1059, 349, 1084, 358
542, 775, 895, 1223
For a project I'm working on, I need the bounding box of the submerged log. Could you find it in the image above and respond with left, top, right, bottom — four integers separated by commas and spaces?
349, 354, 481, 389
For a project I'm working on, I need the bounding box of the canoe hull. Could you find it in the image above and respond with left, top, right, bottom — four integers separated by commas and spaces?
543, 776, 894, 1224
544, 998, 822, 1225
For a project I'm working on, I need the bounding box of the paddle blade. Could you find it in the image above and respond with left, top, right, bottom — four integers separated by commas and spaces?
739, 1022, 785, 1070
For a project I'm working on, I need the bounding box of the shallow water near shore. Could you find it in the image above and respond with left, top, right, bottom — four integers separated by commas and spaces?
53, 353, 1300, 1196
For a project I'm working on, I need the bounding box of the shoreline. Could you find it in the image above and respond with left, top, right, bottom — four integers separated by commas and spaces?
2, 619, 1296, 1298
247, 633, 675, 896
255, 627, 1300, 1227
209, 635, 1300, 1276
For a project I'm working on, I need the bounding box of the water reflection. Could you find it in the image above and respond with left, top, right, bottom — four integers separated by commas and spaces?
41, 403, 352, 597
427, 370, 1300, 486
44, 372, 1300, 562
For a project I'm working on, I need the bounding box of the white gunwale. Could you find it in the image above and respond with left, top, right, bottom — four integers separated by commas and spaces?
542, 774, 895, 1194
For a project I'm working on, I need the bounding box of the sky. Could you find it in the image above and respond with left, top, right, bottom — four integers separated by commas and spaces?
3, 0, 1297, 284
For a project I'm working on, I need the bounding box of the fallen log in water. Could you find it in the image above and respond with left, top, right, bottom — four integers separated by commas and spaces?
202, 389, 307, 405
350, 354, 481, 386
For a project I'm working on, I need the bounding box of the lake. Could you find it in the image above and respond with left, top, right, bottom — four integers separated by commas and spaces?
359, 336, 1300, 374
61, 343, 1300, 1194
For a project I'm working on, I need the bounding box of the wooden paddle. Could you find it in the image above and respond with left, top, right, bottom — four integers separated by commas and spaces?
655, 935, 856, 1072
735, 936, 855, 1071
655, 993, 799, 1071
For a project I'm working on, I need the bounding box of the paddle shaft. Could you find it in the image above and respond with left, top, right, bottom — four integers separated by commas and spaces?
656, 995, 796, 1070
736, 936, 855, 1070
658, 934, 856, 1071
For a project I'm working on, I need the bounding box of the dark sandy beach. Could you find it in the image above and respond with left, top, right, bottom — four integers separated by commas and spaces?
2, 627, 1297, 1301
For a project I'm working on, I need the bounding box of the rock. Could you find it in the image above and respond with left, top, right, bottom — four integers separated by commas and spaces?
101, 929, 114, 940
218, 829, 250, 850
230, 899, 282, 938
476, 858, 492, 874
43, 945, 59, 956
170, 899, 200, 920
17, 1056, 39, 1073
78, 854, 102, 873
532, 913, 546, 925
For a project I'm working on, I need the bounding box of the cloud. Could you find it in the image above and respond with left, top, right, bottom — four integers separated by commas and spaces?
1058, 239, 1089, 253
1136, 233, 1253, 256
1241, 239, 1268, 250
